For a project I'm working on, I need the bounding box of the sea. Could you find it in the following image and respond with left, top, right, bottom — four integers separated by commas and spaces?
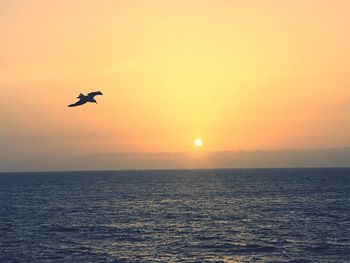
0, 168, 349, 262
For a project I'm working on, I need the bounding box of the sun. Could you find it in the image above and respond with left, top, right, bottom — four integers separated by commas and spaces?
194, 138, 203, 148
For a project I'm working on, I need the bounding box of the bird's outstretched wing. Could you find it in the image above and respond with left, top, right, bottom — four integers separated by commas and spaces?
68, 98, 87, 107
87, 91, 103, 98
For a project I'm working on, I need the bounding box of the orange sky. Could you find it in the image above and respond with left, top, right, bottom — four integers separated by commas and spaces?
1, 0, 350, 163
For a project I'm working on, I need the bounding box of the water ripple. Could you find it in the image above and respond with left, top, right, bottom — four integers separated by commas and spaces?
1, 168, 350, 262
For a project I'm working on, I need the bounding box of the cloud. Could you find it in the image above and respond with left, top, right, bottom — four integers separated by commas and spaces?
2, 147, 350, 172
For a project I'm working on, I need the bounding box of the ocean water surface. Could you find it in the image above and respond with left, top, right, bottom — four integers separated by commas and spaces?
0, 168, 350, 262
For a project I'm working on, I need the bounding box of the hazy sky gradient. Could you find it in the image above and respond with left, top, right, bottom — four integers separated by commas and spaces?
1, 0, 350, 170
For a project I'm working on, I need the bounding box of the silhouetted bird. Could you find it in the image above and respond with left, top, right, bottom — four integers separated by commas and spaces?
68, 91, 103, 107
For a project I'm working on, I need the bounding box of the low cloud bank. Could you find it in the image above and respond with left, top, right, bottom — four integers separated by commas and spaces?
2, 147, 350, 172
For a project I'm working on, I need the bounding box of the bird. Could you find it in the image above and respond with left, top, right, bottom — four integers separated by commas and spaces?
68, 91, 103, 107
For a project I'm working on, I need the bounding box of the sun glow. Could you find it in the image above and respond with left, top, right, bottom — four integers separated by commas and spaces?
194, 138, 203, 148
